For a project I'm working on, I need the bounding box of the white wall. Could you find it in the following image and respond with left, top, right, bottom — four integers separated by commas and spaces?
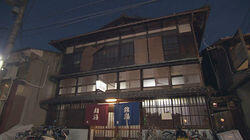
68, 129, 88, 140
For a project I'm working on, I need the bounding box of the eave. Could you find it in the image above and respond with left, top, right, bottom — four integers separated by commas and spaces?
49, 6, 210, 51
54, 58, 200, 80
40, 86, 210, 109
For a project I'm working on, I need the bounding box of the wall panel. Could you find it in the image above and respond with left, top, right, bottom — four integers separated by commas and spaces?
134, 38, 148, 64
80, 46, 99, 72
148, 36, 164, 63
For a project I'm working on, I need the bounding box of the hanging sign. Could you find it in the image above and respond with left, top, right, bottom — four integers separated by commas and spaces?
96, 80, 107, 92
114, 102, 140, 126
161, 112, 172, 120
84, 104, 108, 126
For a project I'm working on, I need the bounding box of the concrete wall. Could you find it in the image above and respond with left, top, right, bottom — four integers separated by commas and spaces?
19, 51, 61, 126
0, 50, 61, 132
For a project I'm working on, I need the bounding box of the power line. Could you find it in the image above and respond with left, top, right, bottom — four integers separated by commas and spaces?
34, 0, 107, 21
60, 0, 159, 28
24, 0, 37, 21
23, 0, 159, 32
45, 0, 107, 19
0, 27, 9, 31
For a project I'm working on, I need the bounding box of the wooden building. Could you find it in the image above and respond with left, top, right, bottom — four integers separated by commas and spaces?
41, 6, 212, 139
201, 31, 250, 139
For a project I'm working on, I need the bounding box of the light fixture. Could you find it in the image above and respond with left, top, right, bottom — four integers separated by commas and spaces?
212, 102, 217, 107
220, 118, 225, 122
0, 56, 3, 70
183, 119, 187, 124
96, 80, 107, 92
98, 102, 116, 105
4, 84, 9, 88
105, 98, 117, 102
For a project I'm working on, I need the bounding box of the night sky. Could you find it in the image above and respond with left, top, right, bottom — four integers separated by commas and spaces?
0, 0, 249, 53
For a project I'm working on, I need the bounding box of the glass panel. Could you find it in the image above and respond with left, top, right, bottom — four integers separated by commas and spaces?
107, 83, 117, 90
143, 67, 169, 78
120, 82, 127, 89
87, 85, 96, 92
156, 77, 169, 86
120, 80, 140, 89
78, 75, 97, 85
178, 24, 191, 33
191, 116, 200, 126
142, 96, 208, 129
130, 80, 140, 88
181, 98, 187, 106
119, 70, 140, 81
185, 74, 201, 84
182, 116, 191, 125
197, 106, 207, 115
59, 78, 76, 87
99, 73, 117, 90
181, 107, 189, 115
78, 86, 87, 93
59, 87, 75, 95
143, 79, 156, 87
171, 64, 200, 76
189, 106, 198, 115
172, 76, 184, 85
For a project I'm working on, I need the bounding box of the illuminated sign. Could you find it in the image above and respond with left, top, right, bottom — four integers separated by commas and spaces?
96, 80, 107, 92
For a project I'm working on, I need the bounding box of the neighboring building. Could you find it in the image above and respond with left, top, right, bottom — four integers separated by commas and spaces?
41, 6, 212, 139
0, 48, 61, 138
201, 31, 250, 138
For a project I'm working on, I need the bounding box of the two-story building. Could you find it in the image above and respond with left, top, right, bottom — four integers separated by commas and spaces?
201, 31, 250, 139
0, 48, 61, 139
41, 6, 212, 139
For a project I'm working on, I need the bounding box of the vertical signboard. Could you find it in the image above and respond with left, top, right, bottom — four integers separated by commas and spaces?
114, 102, 140, 126
84, 104, 108, 126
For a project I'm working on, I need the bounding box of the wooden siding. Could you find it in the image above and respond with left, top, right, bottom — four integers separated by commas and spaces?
134, 38, 148, 64
80, 46, 99, 72
148, 35, 164, 63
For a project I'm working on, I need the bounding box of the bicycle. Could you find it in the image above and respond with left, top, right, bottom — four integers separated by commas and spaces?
15, 125, 69, 140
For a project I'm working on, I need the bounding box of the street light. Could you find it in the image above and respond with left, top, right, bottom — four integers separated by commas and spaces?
0, 55, 4, 70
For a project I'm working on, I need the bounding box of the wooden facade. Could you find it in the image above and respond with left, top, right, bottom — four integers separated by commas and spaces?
202, 31, 250, 92
201, 31, 250, 138
42, 6, 212, 139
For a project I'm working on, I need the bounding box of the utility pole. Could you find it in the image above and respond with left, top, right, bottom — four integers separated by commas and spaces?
4, 0, 28, 58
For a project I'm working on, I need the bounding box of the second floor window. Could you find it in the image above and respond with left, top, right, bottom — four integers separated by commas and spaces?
61, 52, 82, 74
120, 40, 134, 65
93, 40, 134, 70
162, 29, 180, 60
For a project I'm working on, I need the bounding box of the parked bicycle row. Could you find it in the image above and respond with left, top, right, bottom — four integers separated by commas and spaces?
15, 125, 69, 140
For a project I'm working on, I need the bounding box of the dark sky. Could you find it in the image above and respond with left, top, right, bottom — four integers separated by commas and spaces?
0, 0, 249, 53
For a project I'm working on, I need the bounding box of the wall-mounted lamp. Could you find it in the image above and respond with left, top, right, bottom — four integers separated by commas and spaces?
105, 98, 117, 102
212, 102, 217, 107
183, 119, 187, 124
220, 118, 225, 123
